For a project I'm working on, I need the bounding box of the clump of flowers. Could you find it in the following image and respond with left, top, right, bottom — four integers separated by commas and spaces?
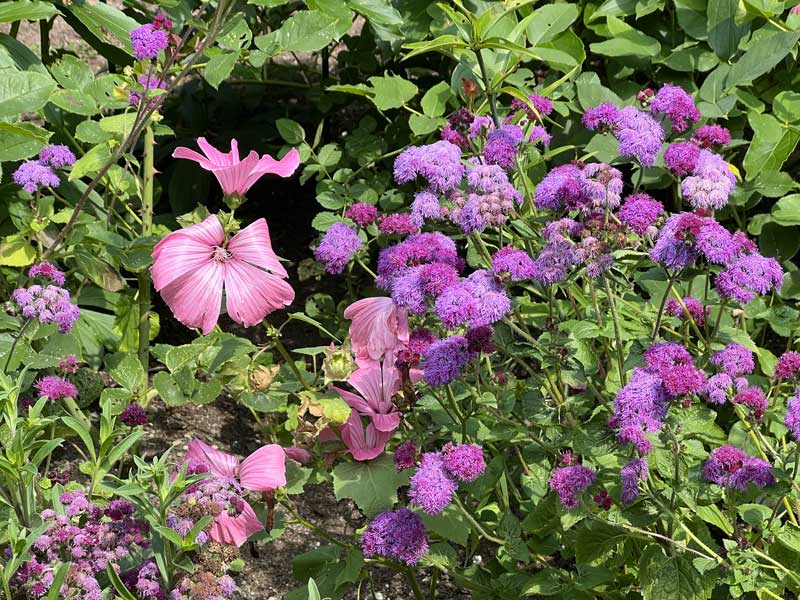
120, 404, 148, 426
703, 446, 774, 490
361, 508, 429, 565
548, 460, 596, 509
34, 375, 78, 400
315, 222, 362, 274
130, 13, 171, 61
408, 443, 486, 514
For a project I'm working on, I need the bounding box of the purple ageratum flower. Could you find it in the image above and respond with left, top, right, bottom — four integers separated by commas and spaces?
664, 141, 700, 176
315, 222, 362, 274
345, 202, 378, 227
39, 145, 76, 169
694, 219, 737, 265
469, 115, 494, 139
465, 324, 495, 354
582, 102, 619, 132
665, 296, 708, 326
376, 233, 460, 290
711, 343, 755, 377
378, 214, 419, 236
483, 125, 524, 170
582, 163, 623, 210
361, 508, 429, 566
119, 404, 148, 427
650, 84, 701, 133
440, 108, 475, 149
466, 270, 511, 326
28, 262, 66, 285
620, 458, 648, 505
649, 212, 704, 270
394, 440, 418, 471
418, 262, 460, 297
703, 445, 774, 489
458, 186, 521, 234
408, 452, 459, 514
661, 364, 707, 397
422, 335, 471, 386
530, 125, 552, 146
11, 283, 80, 333
681, 150, 736, 211
391, 267, 427, 314
548, 465, 595, 509
543, 218, 583, 241
395, 328, 437, 368
434, 281, 478, 328
492, 247, 536, 281
34, 376, 78, 400
13, 161, 60, 193
704, 373, 734, 405
511, 94, 553, 121
692, 125, 731, 149
442, 443, 485, 482
410, 191, 442, 227
130, 23, 169, 60
466, 163, 512, 194
129, 74, 168, 108
785, 392, 800, 441
643, 341, 693, 376
715, 252, 783, 304
534, 164, 588, 211
394, 140, 464, 193
531, 240, 582, 285
610, 368, 669, 454
613, 106, 665, 167
733, 386, 768, 417
617, 193, 664, 236
775, 352, 800, 381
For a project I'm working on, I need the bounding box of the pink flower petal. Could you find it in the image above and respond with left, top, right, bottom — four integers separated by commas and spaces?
185, 439, 239, 479
209, 501, 263, 547
239, 444, 286, 491
172, 146, 216, 170
151, 215, 224, 290
284, 447, 311, 464
197, 136, 237, 167
223, 259, 294, 328
344, 297, 409, 361
372, 412, 400, 433
248, 147, 301, 180
211, 151, 260, 196
332, 386, 374, 415
228, 219, 287, 277
340, 412, 392, 461
159, 261, 224, 334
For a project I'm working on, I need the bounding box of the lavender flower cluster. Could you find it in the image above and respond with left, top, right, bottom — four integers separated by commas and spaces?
406, 443, 486, 515
11, 262, 80, 333
13, 145, 75, 193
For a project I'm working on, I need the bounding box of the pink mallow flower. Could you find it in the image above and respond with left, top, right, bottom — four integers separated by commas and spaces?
185, 439, 286, 546
151, 215, 294, 334
173, 137, 300, 198
333, 360, 402, 434
344, 296, 409, 361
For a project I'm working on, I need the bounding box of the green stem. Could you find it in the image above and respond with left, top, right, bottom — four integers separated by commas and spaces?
475, 48, 500, 127
652, 270, 677, 339
3, 319, 32, 373
452, 495, 505, 545
428, 569, 439, 600
404, 569, 424, 600
603, 276, 627, 386
137, 125, 155, 372
272, 334, 312, 392
280, 499, 349, 547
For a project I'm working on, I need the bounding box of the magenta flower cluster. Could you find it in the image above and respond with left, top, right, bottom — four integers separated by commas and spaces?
361, 507, 429, 565
12, 282, 80, 333
407, 443, 486, 514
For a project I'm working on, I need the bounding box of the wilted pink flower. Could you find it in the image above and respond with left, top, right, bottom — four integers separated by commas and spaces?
151, 215, 294, 334
339, 410, 394, 461
344, 296, 409, 361
333, 360, 401, 433
184, 439, 286, 546
173, 137, 300, 197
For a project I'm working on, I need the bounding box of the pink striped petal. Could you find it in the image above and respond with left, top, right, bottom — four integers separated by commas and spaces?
209, 501, 263, 547
197, 136, 237, 167
238, 444, 286, 491
151, 215, 223, 290
228, 219, 287, 277
332, 386, 374, 415
344, 297, 409, 361
372, 412, 400, 433
223, 260, 294, 328
212, 151, 260, 196
243, 147, 301, 185
284, 447, 311, 464
185, 439, 239, 479
340, 412, 392, 461
172, 146, 216, 170
160, 261, 224, 334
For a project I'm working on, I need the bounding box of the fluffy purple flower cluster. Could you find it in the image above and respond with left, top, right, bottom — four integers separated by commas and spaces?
786, 392, 800, 441
13, 161, 61, 193
15, 492, 147, 600
534, 162, 622, 212
492, 247, 535, 281
408, 444, 486, 514
650, 84, 701, 133
120, 404, 148, 426
617, 193, 664, 237
29, 261, 66, 285
509, 93, 553, 122
35, 376, 78, 400
394, 440, 418, 470
130, 19, 170, 61
440, 108, 493, 149
483, 125, 524, 170
703, 445, 774, 490
11, 282, 80, 333
680, 150, 736, 210
394, 140, 464, 193
583, 103, 664, 166
422, 335, 472, 386
775, 352, 800, 381
39, 145, 76, 169
665, 296, 708, 326
711, 343, 755, 377
620, 458, 648, 505
548, 464, 596, 509
345, 202, 378, 227
379, 213, 419, 235
315, 222, 362, 274
361, 508, 429, 565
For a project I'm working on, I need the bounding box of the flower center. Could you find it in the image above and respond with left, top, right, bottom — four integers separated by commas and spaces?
212, 246, 233, 262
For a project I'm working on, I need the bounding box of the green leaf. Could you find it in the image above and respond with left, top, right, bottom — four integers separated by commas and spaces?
657, 43, 719, 72
66, 2, 138, 56
332, 454, 407, 517
315, 395, 351, 425
402, 34, 466, 60
574, 520, 628, 563
75, 119, 112, 144
695, 505, 733, 536
0, 70, 55, 117
204, 52, 238, 90
277, 10, 349, 53
418, 503, 470, 546
726, 30, 800, 87
409, 113, 443, 136
420, 81, 452, 117
526, 3, 580, 45
707, 0, 748, 59
107, 352, 146, 393
276, 118, 305, 145
773, 91, 800, 123
742, 113, 800, 180
0, 236, 36, 266
50, 54, 94, 90
589, 16, 661, 57
45, 563, 70, 600
310, 211, 341, 232
62, 416, 96, 461
106, 564, 138, 600
367, 74, 418, 110
639, 544, 713, 600
575, 72, 622, 109
772, 194, 800, 226
49, 88, 98, 115
69, 142, 112, 180
0, 1, 58, 23
153, 371, 187, 406
776, 523, 800, 553
347, 0, 402, 25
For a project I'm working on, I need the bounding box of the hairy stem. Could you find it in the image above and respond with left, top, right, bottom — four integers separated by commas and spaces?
137, 125, 155, 372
